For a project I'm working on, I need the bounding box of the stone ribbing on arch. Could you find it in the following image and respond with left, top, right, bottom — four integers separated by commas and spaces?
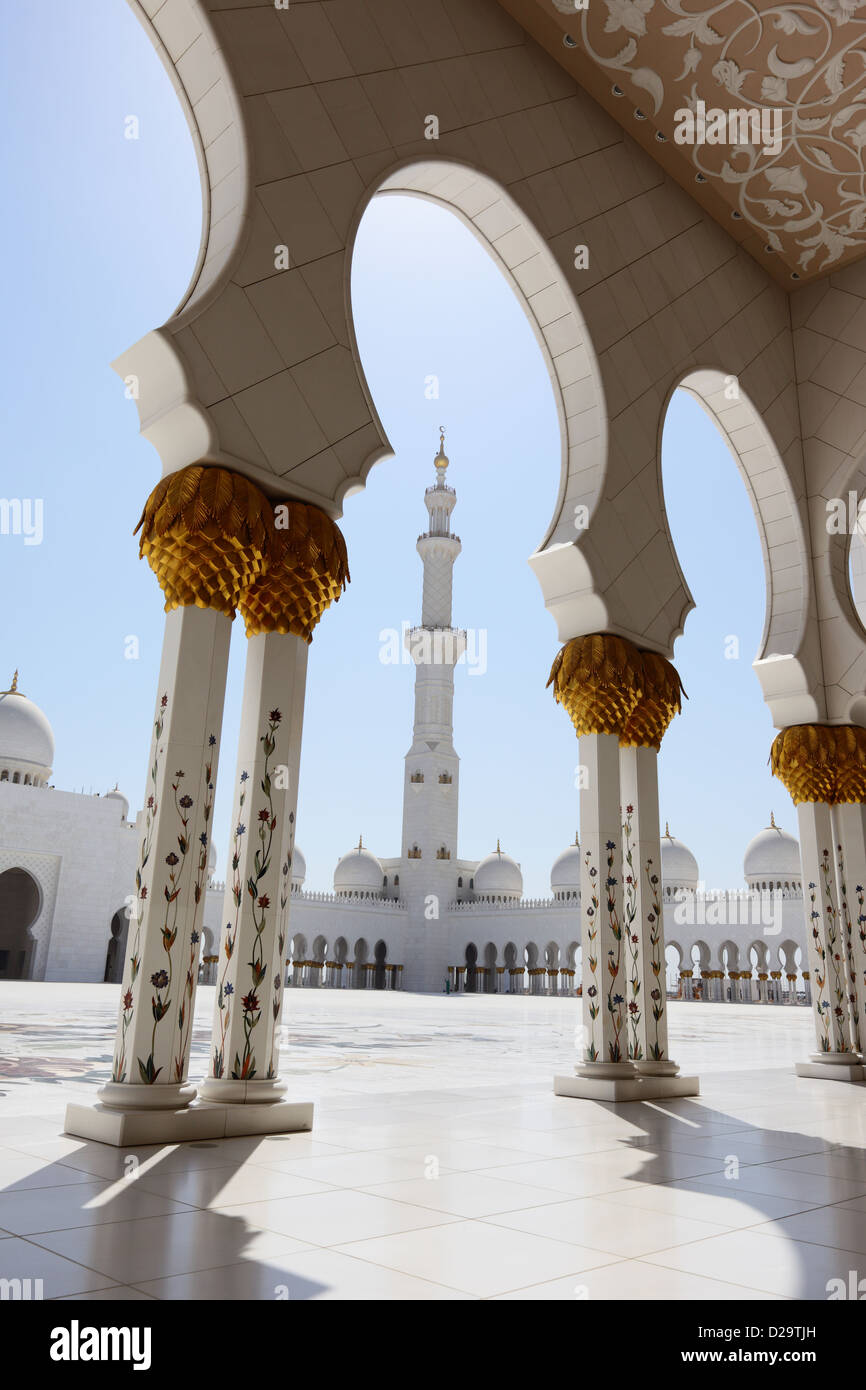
121, 0, 814, 668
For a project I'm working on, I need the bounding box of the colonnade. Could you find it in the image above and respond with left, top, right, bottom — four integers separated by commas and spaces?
679, 968, 811, 1006
64, 464, 349, 1143
286, 960, 404, 990
65, 486, 866, 1141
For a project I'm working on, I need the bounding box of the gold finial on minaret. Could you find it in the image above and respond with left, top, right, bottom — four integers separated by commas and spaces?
435, 426, 449, 470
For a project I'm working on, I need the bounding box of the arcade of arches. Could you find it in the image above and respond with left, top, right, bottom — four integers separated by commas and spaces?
65, 0, 866, 1143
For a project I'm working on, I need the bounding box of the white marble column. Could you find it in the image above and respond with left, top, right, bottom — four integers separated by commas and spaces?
795, 801, 863, 1079
619, 744, 680, 1076
202, 632, 308, 1103
573, 733, 636, 1079
107, 607, 230, 1106
833, 803, 866, 1055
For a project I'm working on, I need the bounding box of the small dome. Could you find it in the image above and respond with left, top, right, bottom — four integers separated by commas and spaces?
0, 673, 54, 784
551, 835, 581, 896
334, 838, 383, 896
290, 845, 306, 886
661, 825, 699, 889
744, 814, 801, 885
474, 841, 523, 899
104, 785, 130, 821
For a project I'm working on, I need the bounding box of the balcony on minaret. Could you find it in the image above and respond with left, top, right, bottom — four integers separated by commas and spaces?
410, 771, 424, 784
438, 773, 452, 784
404, 625, 467, 667
407, 845, 422, 859
436, 847, 451, 860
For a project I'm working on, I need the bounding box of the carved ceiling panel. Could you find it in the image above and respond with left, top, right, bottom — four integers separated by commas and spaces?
498, 0, 866, 284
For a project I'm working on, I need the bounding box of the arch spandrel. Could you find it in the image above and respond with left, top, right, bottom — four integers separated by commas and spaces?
120, 0, 815, 674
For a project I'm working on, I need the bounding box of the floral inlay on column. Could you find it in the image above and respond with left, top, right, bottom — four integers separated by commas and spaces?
836, 841, 862, 1054
622, 805, 642, 1061
174, 734, 216, 1081
213, 779, 248, 1080
604, 837, 625, 1063
112, 694, 166, 1084
584, 847, 599, 1062
136, 766, 197, 1084
819, 847, 849, 1052
267, 839, 293, 1081
645, 855, 665, 1061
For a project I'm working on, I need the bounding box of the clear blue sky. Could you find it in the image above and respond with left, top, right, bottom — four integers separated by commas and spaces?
0, 0, 791, 898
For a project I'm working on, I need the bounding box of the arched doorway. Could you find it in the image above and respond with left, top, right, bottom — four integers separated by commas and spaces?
103, 907, 129, 984
464, 942, 478, 994
374, 939, 387, 991
0, 868, 41, 979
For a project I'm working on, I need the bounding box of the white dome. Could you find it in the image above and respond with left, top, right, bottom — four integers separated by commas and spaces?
661, 827, 699, 889
0, 675, 54, 783
334, 840, 383, 896
474, 843, 523, 899
104, 786, 130, 820
290, 845, 306, 886
551, 837, 581, 896
744, 817, 801, 885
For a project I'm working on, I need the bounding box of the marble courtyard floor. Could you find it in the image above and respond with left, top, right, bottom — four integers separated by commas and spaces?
0, 983, 864, 1300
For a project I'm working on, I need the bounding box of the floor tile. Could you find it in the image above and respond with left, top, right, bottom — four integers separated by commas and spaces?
0, 1180, 193, 1236
484, 1194, 732, 1257
645, 1229, 863, 1299
29, 1211, 312, 1284
136, 1247, 473, 1300
218, 1188, 459, 1245
492, 1260, 787, 1300
0, 1236, 120, 1298
335, 1220, 618, 1297
134, 1164, 333, 1209
361, 1171, 574, 1218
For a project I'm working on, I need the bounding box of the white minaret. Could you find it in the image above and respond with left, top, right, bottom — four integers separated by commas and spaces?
401, 430, 466, 873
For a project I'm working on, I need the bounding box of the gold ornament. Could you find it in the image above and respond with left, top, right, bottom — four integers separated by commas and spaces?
135, 465, 275, 617
832, 724, 866, 803
547, 633, 643, 736
770, 724, 839, 804
620, 651, 686, 749
770, 723, 866, 804
239, 500, 350, 640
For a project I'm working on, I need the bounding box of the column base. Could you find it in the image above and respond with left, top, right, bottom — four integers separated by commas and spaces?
97, 1081, 198, 1112
197, 1077, 288, 1105
555, 1072, 700, 1102
795, 1054, 865, 1083
635, 1059, 681, 1078
64, 1098, 313, 1148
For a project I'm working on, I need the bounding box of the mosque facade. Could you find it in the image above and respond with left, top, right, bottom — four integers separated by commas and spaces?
0, 441, 811, 1006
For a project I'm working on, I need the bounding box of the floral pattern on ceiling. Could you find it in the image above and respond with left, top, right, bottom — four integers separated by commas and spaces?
548, 0, 866, 278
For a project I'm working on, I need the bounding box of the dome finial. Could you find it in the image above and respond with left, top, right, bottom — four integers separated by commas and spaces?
496, 837, 501, 855
435, 426, 449, 471
664, 821, 671, 838
769, 810, 776, 828
357, 833, 363, 851
574, 829, 579, 846
10, 670, 18, 693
